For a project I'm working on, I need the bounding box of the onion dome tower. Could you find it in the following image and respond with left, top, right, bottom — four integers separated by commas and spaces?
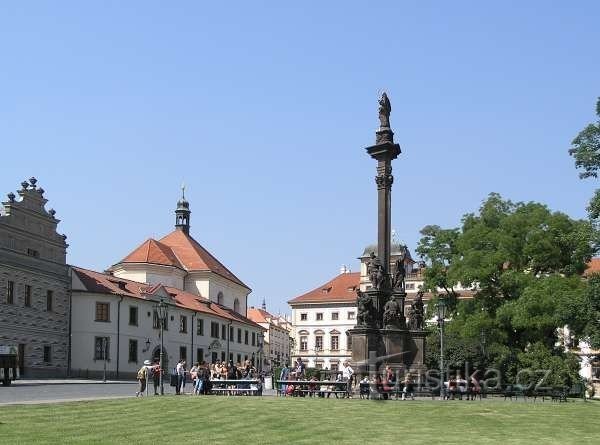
175, 184, 191, 234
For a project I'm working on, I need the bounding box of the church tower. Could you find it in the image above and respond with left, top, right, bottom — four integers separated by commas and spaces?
175, 184, 191, 234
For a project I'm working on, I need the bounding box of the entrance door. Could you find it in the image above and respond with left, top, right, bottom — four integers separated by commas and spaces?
18, 344, 25, 376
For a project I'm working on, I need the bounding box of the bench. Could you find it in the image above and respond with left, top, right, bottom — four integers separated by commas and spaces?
209, 379, 262, 396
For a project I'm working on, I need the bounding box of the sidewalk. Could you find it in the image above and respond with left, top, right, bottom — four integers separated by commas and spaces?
14, 378, 134, 386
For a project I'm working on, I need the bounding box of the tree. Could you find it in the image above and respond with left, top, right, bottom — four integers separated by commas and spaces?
419, 194, 597, 384
569, 97, 600, 219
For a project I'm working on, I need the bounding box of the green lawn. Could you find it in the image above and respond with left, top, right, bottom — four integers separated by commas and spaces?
1, 397, 599, 444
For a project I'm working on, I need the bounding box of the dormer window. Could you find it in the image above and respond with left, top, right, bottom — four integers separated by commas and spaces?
322, 287, 332, 294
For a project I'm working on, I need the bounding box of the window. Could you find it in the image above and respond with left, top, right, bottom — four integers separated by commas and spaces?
43, 345, 51, 363
300, 313, 307, 321
95, 302, 110, 322
129, 307, 138, 326
221, 351, 226, 362
221, 324, 227, 340
347, 311, 355, 320
331, 335, 339, 351
237, 328, 242, 343
315, 336, 323, 350
46, 290, 53, 312
7, 281, 14, 304
331, 312, 339, 321
330, 363, 339, 372
211, 352, 218, 364
405, 283, 415, 290
244, 330, 249, 345
230, 326, 234, 340
197, 318, 204, 336
180, 315, 188, 333
217, 292, 224, 305
234, 298, 240, 313
128, 339, 138, 363
316, 313, 323, 321
252, 332, 256, 346
94, 337, 110, 360
197, 348, 204, 363
24, 285, 31, 307
237, 353, 241, 364
179, 346, 187, 361
300, 336, 308, 351
229, 352, 233, 362
152, 310, 167, 330
27, 248, 39, 258
347, 334, 352, 350
211, 322, 220, 338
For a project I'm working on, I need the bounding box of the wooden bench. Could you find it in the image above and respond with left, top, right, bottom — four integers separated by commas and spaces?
209, 379, 262, 396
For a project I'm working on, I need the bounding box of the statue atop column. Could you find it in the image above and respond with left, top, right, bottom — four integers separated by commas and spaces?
378, 92, 392, 129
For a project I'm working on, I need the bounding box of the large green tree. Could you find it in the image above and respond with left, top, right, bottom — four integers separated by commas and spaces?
569, 97, 600, 219
419, 194, 597, 384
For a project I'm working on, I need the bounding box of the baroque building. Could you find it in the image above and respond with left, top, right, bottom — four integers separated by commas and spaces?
0, 178, 70, 377
69, 190, 264, 378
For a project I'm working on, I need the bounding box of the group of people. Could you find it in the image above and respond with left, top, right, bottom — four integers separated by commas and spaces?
359, 367, 415, 400
135, 359, 164, 397
135, 358, 260, 397
279, 359, 355, 398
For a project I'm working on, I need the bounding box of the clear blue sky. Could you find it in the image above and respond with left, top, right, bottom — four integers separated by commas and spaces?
1, 1, 599, 314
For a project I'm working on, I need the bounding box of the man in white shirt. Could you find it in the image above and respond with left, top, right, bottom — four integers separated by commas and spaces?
340, 361, 354, 398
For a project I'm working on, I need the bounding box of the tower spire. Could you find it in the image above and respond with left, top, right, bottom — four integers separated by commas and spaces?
175, 184, 191, 234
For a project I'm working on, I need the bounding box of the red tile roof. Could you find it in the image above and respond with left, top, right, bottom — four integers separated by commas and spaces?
121, 238, 184, 269
288, 272, 361, 304
72, 266, 262, 329
247, 307, 272, 324
584, 258, 600, 277
117, 229, 249, 290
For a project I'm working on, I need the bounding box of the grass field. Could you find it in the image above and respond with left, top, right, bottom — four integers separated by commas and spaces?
1, 397, 599, 444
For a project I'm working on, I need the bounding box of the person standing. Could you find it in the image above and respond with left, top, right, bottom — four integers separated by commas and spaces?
280, 363, 290, 396
175, 359, 186, 395
340, 361, 355, 398
152, 360, 162, 395
136, 360, 151, 397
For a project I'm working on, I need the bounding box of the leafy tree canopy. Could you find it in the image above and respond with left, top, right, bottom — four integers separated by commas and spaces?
419, 194, 599, 384
569, 97, 600, 218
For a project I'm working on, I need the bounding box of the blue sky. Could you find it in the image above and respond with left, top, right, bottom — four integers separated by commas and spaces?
1, 1, 599, 314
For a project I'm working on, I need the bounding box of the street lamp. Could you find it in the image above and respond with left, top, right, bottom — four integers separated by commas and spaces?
156, 297, 168, 395
437, 297, 447, 400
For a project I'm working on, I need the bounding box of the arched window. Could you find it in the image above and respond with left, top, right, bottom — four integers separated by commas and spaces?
217, 292, 224, 305
233, 298, 240, 313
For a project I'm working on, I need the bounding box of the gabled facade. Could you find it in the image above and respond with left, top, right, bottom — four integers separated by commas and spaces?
0, 178, 70, 377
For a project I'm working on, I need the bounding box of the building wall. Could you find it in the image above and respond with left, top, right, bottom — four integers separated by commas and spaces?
70, 290, 263, 379
0, 181, 70, 378
290, 302, 356, 370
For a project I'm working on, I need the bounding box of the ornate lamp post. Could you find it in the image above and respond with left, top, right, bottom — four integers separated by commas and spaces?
437, 297, 447, 400
156, 297, 168, 395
